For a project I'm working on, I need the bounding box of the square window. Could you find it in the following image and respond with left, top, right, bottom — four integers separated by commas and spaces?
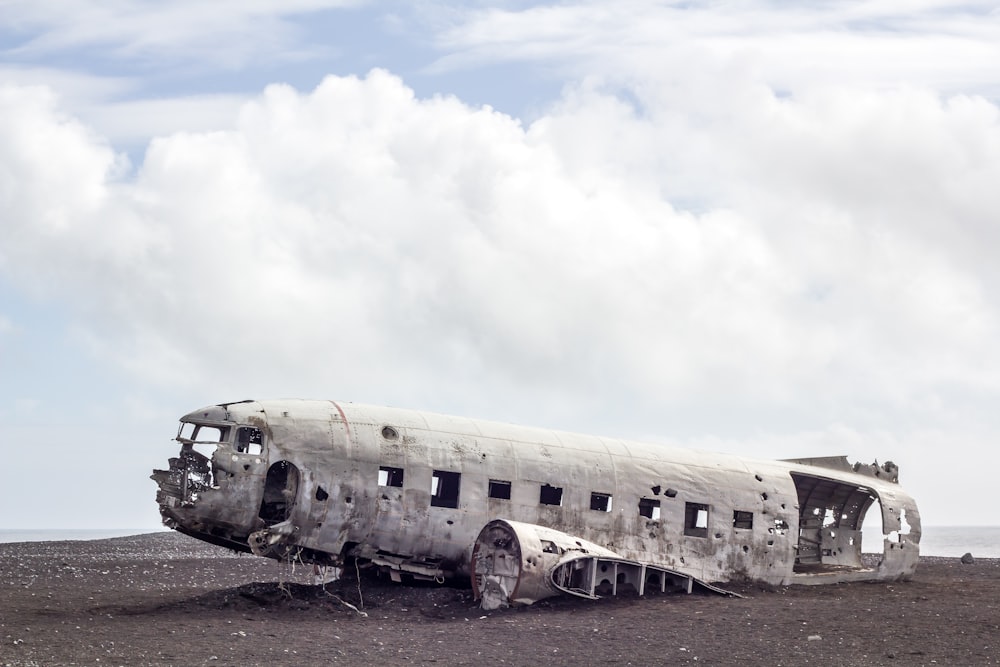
685, 502, 709, 537
590, 492, 613, 512
378, 466, 404, 487
431, 470, 460, 508
733, 510, 754, 530
488, 479, 512, 500
539, 484, 563, 506
236, 427, 263, 455
638, 498, 661, 520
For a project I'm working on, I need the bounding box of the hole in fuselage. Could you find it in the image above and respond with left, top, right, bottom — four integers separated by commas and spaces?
258, 461, 299, 526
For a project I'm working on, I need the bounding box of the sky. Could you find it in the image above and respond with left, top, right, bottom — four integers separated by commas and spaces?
2, 0, 1000, 530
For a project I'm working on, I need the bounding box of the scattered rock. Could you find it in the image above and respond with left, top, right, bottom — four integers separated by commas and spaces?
961, 553, 975, 565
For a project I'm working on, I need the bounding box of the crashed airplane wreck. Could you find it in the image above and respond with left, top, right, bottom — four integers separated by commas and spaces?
152, 399, 920, 609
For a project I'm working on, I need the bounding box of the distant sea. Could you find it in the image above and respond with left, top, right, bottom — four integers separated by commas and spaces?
0, 529, 168, 543
1, 526, 997, 557
862, 525, 1000, 558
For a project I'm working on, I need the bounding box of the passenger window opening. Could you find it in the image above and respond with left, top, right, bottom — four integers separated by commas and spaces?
685, 502, 709, 537
733, 510, 754, 529
378, 466, 404, 488
539, 484, 563, 506
235, 427, 263, 455
638, 498, 661, 520
590, 492, 613, 512
489, 479, 512, 500
431, 470, 461, 508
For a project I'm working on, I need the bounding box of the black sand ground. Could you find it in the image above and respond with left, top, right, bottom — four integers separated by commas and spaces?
1, 533, 997, 666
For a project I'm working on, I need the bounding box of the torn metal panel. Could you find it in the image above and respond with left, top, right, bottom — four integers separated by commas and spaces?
472, 519, 620, 608
151, 399, 921, 607
471, 519, 741, 609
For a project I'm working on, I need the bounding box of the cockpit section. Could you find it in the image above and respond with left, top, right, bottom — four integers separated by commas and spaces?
173, 422, 264, 490
151, 403, 270, 553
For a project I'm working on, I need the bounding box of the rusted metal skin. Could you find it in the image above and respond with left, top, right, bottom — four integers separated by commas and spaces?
151, 399, 921, 602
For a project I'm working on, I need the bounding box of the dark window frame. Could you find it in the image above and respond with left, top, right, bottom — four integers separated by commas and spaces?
235, 427, 263, 455
685, 502, 709, 537
638, 497, 661, 519
590, 492, 613, 512
431, 470, 461, 508
378, 466, 404, 488
539, 484, 563, 506
733, 510, 754, 530
488, 479, 512, 500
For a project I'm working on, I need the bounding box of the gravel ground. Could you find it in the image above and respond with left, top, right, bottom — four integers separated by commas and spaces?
1, 532, 997, 666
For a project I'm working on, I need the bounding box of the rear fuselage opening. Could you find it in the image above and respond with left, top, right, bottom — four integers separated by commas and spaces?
791, 471, 877, 574
788, 469, 920, 583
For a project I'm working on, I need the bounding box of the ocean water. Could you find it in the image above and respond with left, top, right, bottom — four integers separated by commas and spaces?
0, 529, 167, 543
1, 526, 997, 557
872, 525, 1000, 558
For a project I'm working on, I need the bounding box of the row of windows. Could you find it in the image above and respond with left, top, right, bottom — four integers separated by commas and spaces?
378, 465, 759, 535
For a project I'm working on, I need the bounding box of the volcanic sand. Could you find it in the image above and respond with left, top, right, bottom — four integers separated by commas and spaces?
1, 533, 997, 666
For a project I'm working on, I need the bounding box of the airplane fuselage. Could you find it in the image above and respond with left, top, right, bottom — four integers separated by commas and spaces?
152, 399, 920, 600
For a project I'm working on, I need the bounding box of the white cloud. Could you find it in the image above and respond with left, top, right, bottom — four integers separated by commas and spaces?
88, 94, 251, 153
0, 66, 247, 151
3, 68, 999, 434
2, 0, 361, 68
0, 65, 131, 104
431, 2, 1000, 102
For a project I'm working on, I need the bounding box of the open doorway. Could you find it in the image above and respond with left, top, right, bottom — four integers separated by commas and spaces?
258, 461, 299, 526
790, 472, 878, 573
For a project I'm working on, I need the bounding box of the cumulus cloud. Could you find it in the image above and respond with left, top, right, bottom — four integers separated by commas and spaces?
0, 84, 131, 284
4, 68, 1000, 433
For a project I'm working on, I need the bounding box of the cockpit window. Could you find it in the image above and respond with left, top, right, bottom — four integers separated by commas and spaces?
177, 422, 196, 441
177, 423, 229, 443
177, 423, 230, 459
236, 427, 263, 455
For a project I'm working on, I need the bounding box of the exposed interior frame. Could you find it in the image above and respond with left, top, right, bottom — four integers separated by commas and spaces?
790, 472, 876, 572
